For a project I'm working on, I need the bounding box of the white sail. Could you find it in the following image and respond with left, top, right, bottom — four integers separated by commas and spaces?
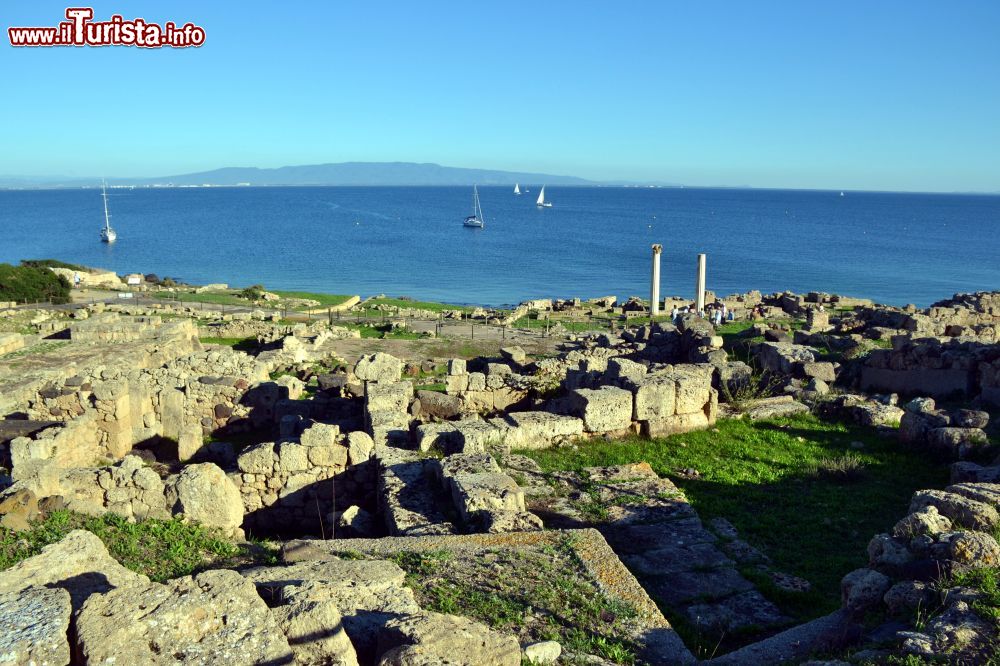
536, 186, 545, 206
514, 183, 521, 195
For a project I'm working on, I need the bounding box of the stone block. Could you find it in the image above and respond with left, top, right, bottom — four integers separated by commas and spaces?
567, 386, 633, 433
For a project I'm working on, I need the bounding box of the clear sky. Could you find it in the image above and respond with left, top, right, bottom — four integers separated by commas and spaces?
2, 1, 998, 191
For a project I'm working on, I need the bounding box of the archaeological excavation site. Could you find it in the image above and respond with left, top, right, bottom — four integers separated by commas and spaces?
2, 277, 1000, 665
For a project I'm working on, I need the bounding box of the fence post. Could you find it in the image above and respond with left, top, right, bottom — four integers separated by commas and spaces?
471, 323, 475, 340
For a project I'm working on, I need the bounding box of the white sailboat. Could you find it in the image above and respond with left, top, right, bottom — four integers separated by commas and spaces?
514, 183, 521, 195
463, 185, 485, 228
536, 185, 552, 208
99, 180, 117, 243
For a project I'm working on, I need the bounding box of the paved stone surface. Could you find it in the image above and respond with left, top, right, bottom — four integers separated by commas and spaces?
516, 461, 789, 635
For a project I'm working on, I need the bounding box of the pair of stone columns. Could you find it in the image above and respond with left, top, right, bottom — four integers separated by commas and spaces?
650, 245, 706, 315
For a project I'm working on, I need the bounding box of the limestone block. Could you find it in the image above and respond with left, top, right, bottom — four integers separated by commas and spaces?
467, 372, 486, 391
354, 353, 403, 384
271, 598, 359, 666
606, 357, 647, 385
376, 612, 520, 666
159, 387, 186, 441
449, 473, 525, 523
0, 586, 71, 665
278, 443, 311, 472
238, 442, 277, 475
366, 382, 414, 414
164, 463, 244, 534
502, 412, 584, 450
308, 443, 348, 469
567, 386, 633, 433
446, 373, 469, 394
448, 358, 467, 375
347, 431, 375, 465
177, 424, 203, 462
629, 374, 676, 420
75, 570, 293, 665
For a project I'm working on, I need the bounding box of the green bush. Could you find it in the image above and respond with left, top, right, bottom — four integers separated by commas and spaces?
240, 284, 265, 301
0, 263, 71, 304
19, 258, 87, 272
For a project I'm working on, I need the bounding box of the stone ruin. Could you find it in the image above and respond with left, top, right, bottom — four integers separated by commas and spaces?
2, 289, 1000, 664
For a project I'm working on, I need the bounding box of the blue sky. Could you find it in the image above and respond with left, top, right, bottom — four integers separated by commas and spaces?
2, 1, 998, 191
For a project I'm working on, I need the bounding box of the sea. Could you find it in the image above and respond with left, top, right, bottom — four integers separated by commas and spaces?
1, 186, 997, 308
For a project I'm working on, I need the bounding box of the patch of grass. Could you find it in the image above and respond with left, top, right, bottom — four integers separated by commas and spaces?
343, 322, 424, 339
414, 382, 446, 392
0, 340, 70, 361
951, 567, 1000, 622
0, 510, 271, 582
523, 413, 947, 623
389, 540, 640, 664
364, 297, 474, 314
199, 336, 258, 353
270, 290, 354, 309
154, 291, 249, 306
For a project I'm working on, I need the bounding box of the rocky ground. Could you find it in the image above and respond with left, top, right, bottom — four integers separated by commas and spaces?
1, 277, 999, 664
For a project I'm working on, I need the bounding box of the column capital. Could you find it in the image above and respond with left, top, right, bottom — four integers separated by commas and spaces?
651, 244, 662, 254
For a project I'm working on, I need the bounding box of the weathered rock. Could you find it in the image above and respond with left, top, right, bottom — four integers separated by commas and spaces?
271, 598, 359, 666
0, 587, 71, 666
500, 346, 527, 364
336, 505, 376, 538
76, 569, 293, 664
947, 531, 1000, 567
910, 489, 999, 531
523, 640, 562, 664
952, 409, 989, 429
355, 353, 403, 384
927, 427, 989, 458
892, 506, 952, 539
376, 612, 520, 666
566, 386, 633, 432
883, 580, 934, 615
415, 390, 463, 420
164, 463, 244, 535
347, 431, 376, 465
867, 534, 914, 573
841, 568, 891, 613
0, 530, 148, 609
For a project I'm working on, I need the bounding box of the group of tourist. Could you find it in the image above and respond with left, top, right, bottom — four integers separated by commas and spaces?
670, 302, 735, 325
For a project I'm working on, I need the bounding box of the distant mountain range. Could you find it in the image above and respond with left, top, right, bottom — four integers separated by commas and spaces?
0, 162, 674, 188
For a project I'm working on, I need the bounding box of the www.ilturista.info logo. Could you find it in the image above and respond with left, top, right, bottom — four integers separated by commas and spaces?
8, 8, 205, 48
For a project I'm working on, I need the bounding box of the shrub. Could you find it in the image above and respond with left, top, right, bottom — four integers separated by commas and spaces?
20, 258, 87, 272
240, 284, 265, 301
0, 263, 71, 304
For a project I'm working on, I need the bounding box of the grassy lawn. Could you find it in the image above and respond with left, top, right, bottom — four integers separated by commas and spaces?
363, 297, 474, 314
0, 510, 276, 582
342, 322, 424, 339
522, 413, 948, 622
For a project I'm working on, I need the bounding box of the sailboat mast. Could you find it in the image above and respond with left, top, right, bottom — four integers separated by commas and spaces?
102, 180, 111, 231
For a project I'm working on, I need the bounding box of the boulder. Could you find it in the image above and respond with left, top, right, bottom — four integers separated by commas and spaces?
523, 640, 562, 664
76, 569, 294, 664
416, 390, 463, 420
892, 506, 952, 539
927, 428, 989, 458
355, 353, 403, 384
376, 612, 520, 666
909, 489, 999, 531
164, 463, 244, 535
841, 568, 891, 613
271, 598, 359, 666
947, 532, 1000, 567
0, 587, 72, 666
499, 346, 527, 364
347, 431, 375, 465
336, 505, 376, 538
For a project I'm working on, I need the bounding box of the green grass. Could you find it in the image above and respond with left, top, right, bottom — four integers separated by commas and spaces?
269, 290, 354, 309
0, 340, 70, 361
199, 336, 258, 352
0, 510, 276, 582
342, 322, 424, 339
154, 291, 248, 306
522, 413, 947, 622
511, 316, 615, 333
389, 540, 640, 664
363, 297, 474, 313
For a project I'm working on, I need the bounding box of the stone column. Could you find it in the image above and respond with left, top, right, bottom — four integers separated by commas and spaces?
650, 244, 662, 317
695, 253, 707, 313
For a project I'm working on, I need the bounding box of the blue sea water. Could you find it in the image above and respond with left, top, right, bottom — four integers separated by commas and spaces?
0, 186, 997, 307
